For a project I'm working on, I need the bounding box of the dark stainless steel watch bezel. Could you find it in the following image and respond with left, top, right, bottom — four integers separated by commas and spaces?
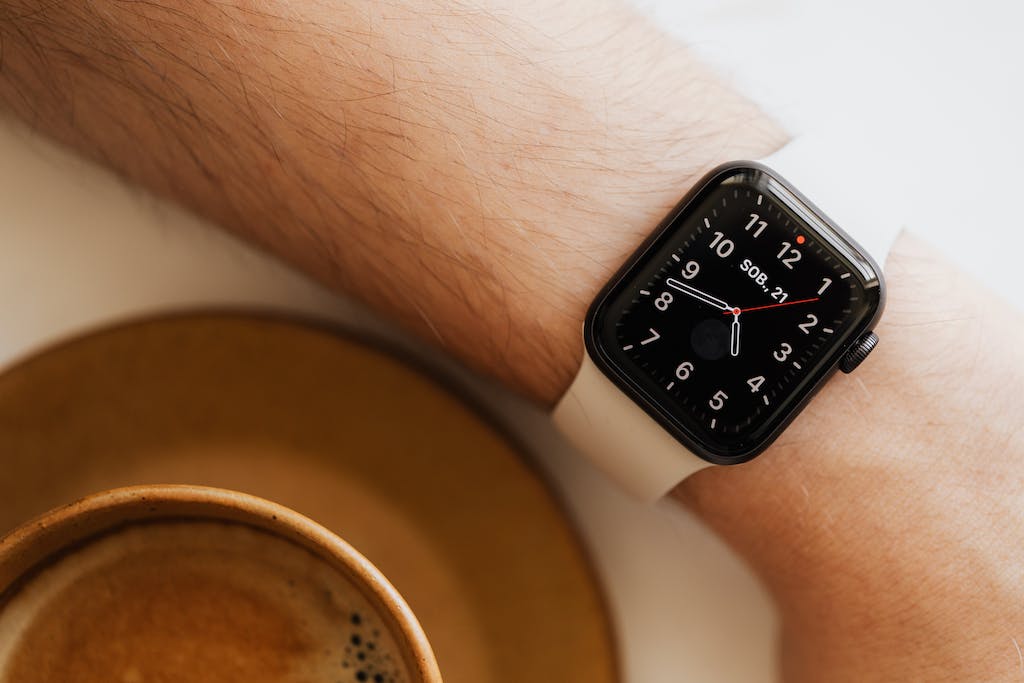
583, 161, 886, 466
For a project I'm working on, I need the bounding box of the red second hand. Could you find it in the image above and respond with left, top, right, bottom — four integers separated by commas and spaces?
723, 297, 820, 314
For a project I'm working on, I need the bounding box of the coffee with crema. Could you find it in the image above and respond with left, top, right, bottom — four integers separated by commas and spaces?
0, 520, 409, 683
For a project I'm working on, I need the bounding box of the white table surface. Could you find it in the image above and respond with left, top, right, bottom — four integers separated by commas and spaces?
1, 2, 1020, 681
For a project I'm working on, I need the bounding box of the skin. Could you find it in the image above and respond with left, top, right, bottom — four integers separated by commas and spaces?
681, 237, 1024, 680
1, 1, 1022, 679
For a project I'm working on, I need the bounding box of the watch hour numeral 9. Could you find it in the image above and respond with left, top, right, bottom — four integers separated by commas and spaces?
681, 260, 700, 279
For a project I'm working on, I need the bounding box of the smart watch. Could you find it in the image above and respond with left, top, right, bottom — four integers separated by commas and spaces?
554, 139, 898, 501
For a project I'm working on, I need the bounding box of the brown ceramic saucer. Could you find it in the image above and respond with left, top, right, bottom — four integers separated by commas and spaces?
0, 314, 617, 683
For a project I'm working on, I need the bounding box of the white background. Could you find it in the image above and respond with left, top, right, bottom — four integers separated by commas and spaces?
1, 2, 1021, 681
647, 0, 1024, 303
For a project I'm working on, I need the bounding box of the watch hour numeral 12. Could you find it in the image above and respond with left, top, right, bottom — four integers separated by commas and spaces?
776, 242, 802, 269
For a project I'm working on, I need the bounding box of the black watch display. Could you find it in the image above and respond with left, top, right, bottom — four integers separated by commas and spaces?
584, 162, 884, 465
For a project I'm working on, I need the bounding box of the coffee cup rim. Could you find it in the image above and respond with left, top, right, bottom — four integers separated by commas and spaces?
0, 484, 442, 682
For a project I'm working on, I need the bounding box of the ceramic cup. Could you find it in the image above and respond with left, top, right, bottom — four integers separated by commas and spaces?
0, 485, 441, 683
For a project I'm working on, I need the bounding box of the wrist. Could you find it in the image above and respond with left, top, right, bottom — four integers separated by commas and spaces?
673, 233, 1024, 679
492, 40, 787, 405
506, 112, 786, 405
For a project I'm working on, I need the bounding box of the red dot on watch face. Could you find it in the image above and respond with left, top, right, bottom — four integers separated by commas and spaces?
796, 235, 806, 244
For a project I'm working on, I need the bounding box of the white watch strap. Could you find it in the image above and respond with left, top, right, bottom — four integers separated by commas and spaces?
554, 134, 904, 502
553, 351, 710, 502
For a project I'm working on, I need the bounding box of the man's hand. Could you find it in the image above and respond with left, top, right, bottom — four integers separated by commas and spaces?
2, 2, 1022, 681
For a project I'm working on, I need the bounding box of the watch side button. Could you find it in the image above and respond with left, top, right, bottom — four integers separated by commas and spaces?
839, 331, 878, 374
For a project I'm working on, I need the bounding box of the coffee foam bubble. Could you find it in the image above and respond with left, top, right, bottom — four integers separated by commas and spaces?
0, 520, 408, 683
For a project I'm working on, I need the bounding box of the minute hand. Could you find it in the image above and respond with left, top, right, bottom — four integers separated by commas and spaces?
665, 278, 731, 311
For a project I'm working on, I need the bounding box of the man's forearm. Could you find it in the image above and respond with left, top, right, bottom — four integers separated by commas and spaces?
0, 0, 782, 403
8, 3, 1023, 681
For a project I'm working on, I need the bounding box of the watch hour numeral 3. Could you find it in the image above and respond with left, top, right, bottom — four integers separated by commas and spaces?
773, 342, 793, 362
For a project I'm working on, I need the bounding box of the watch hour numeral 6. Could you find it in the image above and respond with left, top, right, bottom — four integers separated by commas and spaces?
681, 260, 700, 280
675, 361, 694, 380
708, 231, 735, 258
776, 241, 802, 269
773, 342, 793, 362
654, 292, 673, 311
744, 213, 768, 238
797, 313, 818, 334
747, 375, 765, 392
708, 390, 729, 411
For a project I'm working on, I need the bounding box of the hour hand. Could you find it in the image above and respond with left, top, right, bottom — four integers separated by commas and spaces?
730, 310, 741, 357
665, 278, 731, 312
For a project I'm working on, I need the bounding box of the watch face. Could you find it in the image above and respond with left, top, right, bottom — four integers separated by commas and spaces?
586, 163, 883, 464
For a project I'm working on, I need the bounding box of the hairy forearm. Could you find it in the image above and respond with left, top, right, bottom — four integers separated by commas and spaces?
6, 2, 1023, 680
0, 0, 780, 403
